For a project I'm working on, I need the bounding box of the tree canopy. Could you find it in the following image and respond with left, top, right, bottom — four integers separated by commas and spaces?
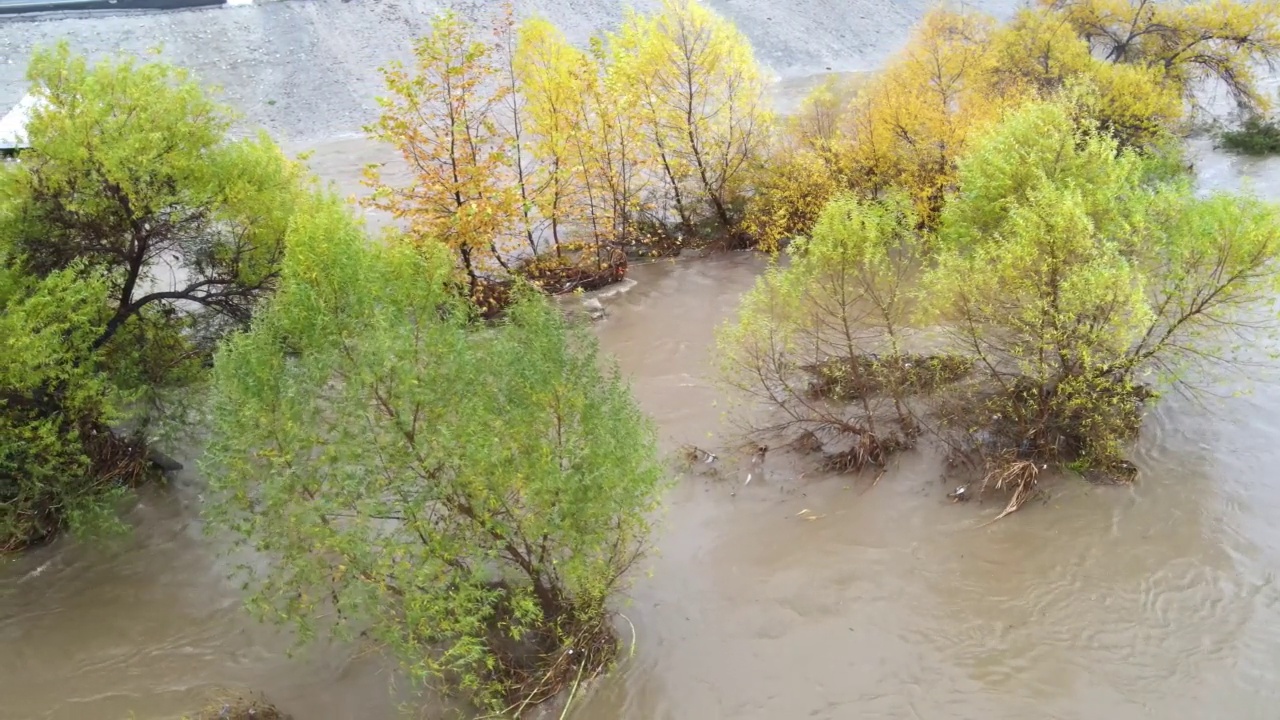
721, 96, 1280, 512
203, 195, 665, 712
743, 0, 1280, 250
925, 99, 1280, 469
0, 44, 314, 549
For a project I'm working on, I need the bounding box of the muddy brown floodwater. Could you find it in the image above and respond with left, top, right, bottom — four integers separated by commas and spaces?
6, 73, 1280, 720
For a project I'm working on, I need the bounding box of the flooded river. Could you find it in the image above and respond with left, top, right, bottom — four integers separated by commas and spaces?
6, 73, 1280, 719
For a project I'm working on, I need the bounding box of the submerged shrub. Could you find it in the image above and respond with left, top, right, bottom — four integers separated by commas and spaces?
204, 197, 665, 714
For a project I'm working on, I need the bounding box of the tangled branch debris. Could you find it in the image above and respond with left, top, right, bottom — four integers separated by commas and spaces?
484, 605, 617, 718
804, 353, 972, 401
980, 453, 1042, 523
189, 691, 290, 720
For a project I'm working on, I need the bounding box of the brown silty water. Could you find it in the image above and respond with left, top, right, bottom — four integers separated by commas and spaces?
6, 61, 1280, 720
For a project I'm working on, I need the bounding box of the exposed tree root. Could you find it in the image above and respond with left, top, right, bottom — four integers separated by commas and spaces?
485, 612, 617, 719
820, 431, 907, 473
3, 420, 157, 553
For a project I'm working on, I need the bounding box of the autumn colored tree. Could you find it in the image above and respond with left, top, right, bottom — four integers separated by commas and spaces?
582, 37, 651, 258
828, 10, 1032, 227
740, 148, 846, 253
515, 17, 654, 272
613, 0, 771, 242
1044, 0, 1280, 112
562, 51, 613, 257
740, 77, 860, 251
494, 4, 541, 258
364, 11, 518, 293
747, 10, 1014, 241
514, 17, 585, 256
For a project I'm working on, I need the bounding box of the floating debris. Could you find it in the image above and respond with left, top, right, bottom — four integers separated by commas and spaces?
744, 444, 767, 485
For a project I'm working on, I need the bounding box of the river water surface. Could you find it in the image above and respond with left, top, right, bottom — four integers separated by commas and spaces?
5, 72, 1280, 720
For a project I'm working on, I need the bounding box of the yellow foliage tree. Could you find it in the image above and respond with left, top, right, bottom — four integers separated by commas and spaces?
514, 17, 587, 256
364, 11, 518, 294
494, 4, 541, 258
853, 11, 1012, 224
742, 78, 861, 251
757, 0, 1280, 246
589, 37, 652, 253
1045, 0, 1280, 112
516, 19, 650, 267
740, 148, 846, 252
613, 0, 772, 242
989, 8, 1183, 146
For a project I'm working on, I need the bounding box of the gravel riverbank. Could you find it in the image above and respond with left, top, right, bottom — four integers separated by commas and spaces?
0, 0, 1021, 144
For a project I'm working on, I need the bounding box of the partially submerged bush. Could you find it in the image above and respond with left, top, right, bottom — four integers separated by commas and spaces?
718, 194, 940, 471
188, 692, 290, 720
924, 100, 1280, 476
204, 197, 665, 714
1220, 116, 1280, 155
805, 353, 972, 402
723, 99, 1280, 503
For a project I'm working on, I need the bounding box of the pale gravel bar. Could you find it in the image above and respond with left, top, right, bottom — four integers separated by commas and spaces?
0, 0, 1021, 145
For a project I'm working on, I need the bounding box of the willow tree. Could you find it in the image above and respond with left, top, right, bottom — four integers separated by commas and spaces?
745, 10, 1015, 242
514, 17, 584, 256
613, 0, 771, 241
740, 78, 861, 252
718, 195, 962, 470
495, 4, 541, 258
924, 100, 1280, 475
1045, 0, 1280, 112
1, 44, 310, 549
204, 195, 665, 714
364, 10, 519, 291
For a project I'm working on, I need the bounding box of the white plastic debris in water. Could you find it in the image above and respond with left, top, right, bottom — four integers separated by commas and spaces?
0, 94, 48, 152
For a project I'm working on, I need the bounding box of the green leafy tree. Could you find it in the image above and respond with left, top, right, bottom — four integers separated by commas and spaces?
0, 44, 312, 549
2, 43, 308, 394
924, 99, 1280, 478
202, 196, 665, 714
718, 194, 954, 470
0, 262, 124, 549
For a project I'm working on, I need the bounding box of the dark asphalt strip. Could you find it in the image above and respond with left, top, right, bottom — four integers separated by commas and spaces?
0, 0, 224, 16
